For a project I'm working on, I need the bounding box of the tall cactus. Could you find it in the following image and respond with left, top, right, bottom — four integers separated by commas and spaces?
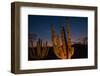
51, 19, 74, 59
51, 25, 66, 59
29, 33, 49, 59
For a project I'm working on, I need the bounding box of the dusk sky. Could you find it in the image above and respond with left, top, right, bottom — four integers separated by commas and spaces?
28, 15, 88, 46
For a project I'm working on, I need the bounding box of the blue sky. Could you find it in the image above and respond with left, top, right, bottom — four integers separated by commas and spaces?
28, 15, 88, 46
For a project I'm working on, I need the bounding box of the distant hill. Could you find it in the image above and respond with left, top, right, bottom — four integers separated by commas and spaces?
72, 37, 88, 45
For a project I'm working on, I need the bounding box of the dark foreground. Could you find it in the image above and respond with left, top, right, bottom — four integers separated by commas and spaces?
28, 44, 88, 61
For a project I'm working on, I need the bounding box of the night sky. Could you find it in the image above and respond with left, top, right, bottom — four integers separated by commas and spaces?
28, 15, 88, 46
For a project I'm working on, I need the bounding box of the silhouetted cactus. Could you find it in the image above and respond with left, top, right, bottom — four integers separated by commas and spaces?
29, 38, 49, 59
36, 38, 49, 59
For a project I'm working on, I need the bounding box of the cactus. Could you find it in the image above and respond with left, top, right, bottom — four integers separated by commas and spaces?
36, 38, 49, 59
29, 33, 49, 59
51, 19, 74, 59
51, 25, 66, 59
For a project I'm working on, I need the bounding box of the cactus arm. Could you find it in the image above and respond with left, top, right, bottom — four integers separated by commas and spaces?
37, 38, 41, 57
41, 42, 45, 58
42, 46, 46, 58
69, 47, 74, 58
41, 41, 49, 58
45, 42, 48, 57
45, 49, 48, 57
